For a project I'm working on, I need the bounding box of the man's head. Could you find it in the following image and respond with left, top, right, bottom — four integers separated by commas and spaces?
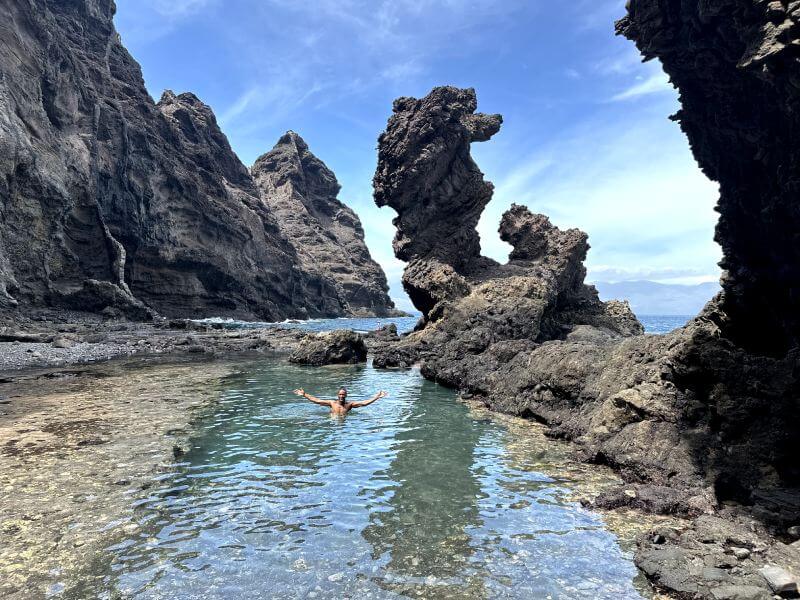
337, 387, 348, 403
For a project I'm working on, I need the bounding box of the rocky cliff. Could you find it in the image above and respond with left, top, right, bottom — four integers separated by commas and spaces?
618, 0, 800, 358
252, 132, 395, 316
0, 0, 393, 320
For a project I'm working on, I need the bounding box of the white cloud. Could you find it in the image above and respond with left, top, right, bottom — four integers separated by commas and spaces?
611, 71, 672, 101
381, 61, 425, 83
115, 0, 218, 45
587, 266, 720, 284
571, 0, 627, 32
219, 81, 326, 134
151, 0, 214, 17
476, 104, 722, 283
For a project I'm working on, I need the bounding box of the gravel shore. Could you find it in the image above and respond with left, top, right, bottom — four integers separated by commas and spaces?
0, 309, 310, 375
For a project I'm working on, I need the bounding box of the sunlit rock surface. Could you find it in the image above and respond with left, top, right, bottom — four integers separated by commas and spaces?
371, 84, 800, 553
0, 0, 392, 320
253, 132, 396, 317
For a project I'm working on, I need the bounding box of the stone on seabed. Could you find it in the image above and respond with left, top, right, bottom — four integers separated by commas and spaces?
758, 565, 798, 595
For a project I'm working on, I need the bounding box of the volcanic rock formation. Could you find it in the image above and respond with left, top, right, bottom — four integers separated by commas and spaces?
253, 132, 395, 317
372, 36, 800, 600
289, 329, 368, 366
372, 86, 642, 364
0, 0, 392, 320
372, 81, 799, 522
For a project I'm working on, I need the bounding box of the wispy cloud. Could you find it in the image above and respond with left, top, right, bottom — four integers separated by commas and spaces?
381, 61, 425, 83
571, 0, 627, 32
587, 266, 720, 284
477, 106, 721, 282
611, 71, 672, 101
220, 82, 325, 129
151, 0, 214, 17
116, 0, 218, 44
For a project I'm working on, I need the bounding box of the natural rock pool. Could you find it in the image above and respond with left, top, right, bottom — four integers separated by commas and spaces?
1, 352, 675, 599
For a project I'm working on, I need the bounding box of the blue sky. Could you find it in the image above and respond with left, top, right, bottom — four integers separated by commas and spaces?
115, 0, 721, 312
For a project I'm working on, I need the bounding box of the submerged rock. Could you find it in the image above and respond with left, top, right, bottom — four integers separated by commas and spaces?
289, 330, 367, 366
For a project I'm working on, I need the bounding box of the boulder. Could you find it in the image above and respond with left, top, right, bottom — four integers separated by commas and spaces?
367, 323, 399, 341
289, 330, 367, 366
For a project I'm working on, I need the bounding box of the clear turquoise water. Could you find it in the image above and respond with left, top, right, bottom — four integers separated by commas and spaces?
79, 359, 648, 599
638, 315, 692, 334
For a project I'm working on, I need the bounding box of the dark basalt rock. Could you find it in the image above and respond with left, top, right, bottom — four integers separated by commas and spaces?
372, 85, 642, 359
373, 86, 640, 342
57, 279, 154, 322
374, 87, 502, 269
252, 132, 397, 317
372, 81, 800, 598
618, 0, 800, 358
0, 0, 392, 321
289, 330, 367, 366
365, 323, 399, 341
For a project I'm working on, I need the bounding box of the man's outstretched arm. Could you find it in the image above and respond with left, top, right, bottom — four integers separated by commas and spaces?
349, 390, 388, 408
293, 388, 331, 407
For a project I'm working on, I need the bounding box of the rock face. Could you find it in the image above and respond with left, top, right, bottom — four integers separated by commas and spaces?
0, 0, 392, 320
618, 1, 800, 358
252, 132, 395, 316
289, 330, 367, 366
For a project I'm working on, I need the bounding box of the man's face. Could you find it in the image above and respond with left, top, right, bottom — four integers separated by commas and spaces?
337, 389, 347, 402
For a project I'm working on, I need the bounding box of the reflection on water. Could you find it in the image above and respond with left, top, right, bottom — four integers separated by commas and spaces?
64, 359, 648, 599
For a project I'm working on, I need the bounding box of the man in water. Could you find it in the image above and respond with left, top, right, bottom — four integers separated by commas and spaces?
293, 387, 387, 415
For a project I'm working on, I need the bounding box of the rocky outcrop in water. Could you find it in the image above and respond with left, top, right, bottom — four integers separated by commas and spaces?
252, 132, 396, 317
372, 83, 800, 598
289, 330, 367, 366
372, 86, 641, 366
372, 87, 641, 339
0, 0, 392, 321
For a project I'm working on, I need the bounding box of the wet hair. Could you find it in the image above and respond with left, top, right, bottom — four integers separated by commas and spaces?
338, 387, 348, 395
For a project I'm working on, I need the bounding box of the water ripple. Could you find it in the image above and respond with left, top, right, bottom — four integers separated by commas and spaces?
66, 359, 650, 599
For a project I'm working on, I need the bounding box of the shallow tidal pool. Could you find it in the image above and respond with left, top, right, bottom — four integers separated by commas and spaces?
38, 357, 660, 600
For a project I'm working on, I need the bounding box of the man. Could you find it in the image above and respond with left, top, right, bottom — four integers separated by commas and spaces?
293, 387, 387, 416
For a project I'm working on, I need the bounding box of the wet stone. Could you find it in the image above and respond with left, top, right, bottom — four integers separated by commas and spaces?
758, 565, 799, 595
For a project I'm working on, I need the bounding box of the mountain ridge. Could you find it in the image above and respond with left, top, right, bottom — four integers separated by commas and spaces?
0, 0, 394, 320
